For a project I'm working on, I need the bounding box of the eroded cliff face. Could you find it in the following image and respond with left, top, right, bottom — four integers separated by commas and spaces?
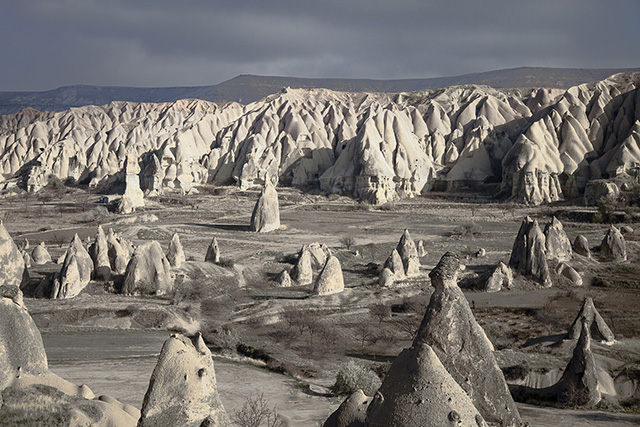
0, 73, 639, 204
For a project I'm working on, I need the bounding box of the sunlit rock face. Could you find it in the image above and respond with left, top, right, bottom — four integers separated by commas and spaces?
1, 73, 639, 204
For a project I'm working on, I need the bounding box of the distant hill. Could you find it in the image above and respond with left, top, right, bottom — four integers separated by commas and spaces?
0, 66, 638, 115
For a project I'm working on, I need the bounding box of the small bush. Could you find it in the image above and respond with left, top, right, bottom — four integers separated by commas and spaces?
340, 235, 356, 250
217, 258, 235, 268
331, 361, 382, 396
231, 393, 284, 427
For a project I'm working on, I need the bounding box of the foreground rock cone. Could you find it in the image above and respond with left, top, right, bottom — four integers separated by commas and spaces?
138, 334, 230, 427
365, 343, 485, 427
600, 225, 627, 261
122, 241, 173, 295
250, 180, 280, 232
396, 229, 420, 277
509, 217, 551, 287
0, 222, 29, 289
323, 389, 370, 427
544, 217, 572, 261
89, 225, 111, 280
31, 241, 52, 265
205, 237, 221, 263
167, 233, 185, 268
313, 255, 344, 295
118, 151, 145, 214
568, 297, 615, 342
414, 252, 522, 426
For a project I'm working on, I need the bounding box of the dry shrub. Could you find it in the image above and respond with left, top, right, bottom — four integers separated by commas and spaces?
331, 361, 382, 396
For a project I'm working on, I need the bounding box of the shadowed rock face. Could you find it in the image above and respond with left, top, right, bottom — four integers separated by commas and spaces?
323, 389, 369, 427
509, 217, 551, 287
568, 297, 615, 342
544, 217, 572, 261
107, 229, 132, 274
600, 225, 627, 261
167, 233, 185, 268
205, 237, 221, 264
313, 256, 344, 296
365, 343, 485, 427
138, 334, 230, 427
0, 222, 28, 289
250, 181, 280, 233
122, 241, 173, 295
413, 252, 522, 426
0, 292, 48, 389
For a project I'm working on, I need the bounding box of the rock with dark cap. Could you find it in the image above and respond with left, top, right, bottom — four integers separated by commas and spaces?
0, 222, 29, 289
568, 297, 615, 343
365, 343, 485, 427
509, 216, 551, 287
138, 333, 230, 427
414, 252, 522, 426
323, 389, 369, 427
600, 225, 627, 262
544, 217, 572, 261
250, 181, 280, 233
573, 235, 591, 258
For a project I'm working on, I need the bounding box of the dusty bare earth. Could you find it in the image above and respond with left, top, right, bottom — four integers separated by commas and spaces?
3, 185, 640, 425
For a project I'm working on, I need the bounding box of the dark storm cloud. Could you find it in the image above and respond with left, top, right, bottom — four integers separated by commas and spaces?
0, 0, 638, 91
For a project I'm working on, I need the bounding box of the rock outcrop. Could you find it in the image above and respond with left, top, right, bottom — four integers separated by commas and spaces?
118, 151, 145, 214
276, 270, 293, 287
556, 263, 583, 286
167, 233, 185, 268
365, 343, 485, 427
413, 252, 522, 426
509, 217, 551, 287
600, 225, 627, 261
573, 235, 591, 257
291, 247, 313, 286
484, 262, 513, 292
138, 334, 230, 427
302, 242, 332, 268
568, 297, 615, 342
583, 180, 619, 206
544, 217, 572, 261
378, 249, 405, 287
89, 225, 111, 280
323, 389, 369, 427
52, 252, 84, 299
121, 241, 173, 295
396, 229, 420, 277
0, 222, 28, 289
106, 228, 132, 274
31, 241, 52, 265
205, 237, 221, 263
250, 181, 280, 233
313, 255, 344, 296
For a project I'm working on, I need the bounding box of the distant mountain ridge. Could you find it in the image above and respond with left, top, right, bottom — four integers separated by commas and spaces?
0, 66, 638, 115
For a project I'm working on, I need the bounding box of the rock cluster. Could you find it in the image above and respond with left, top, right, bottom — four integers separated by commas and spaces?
509, 217, 551, 287
250, 180, 280, 232
379, 229, 421, 286
51, 234, 94, 299
121, 241, 173, 295
290, 242, 332, 286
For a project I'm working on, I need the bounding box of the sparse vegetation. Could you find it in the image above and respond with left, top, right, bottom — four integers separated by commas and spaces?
231, 393, 285, 427
331, 361, 382, 396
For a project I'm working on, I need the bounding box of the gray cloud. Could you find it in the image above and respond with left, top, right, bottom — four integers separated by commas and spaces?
0, 0, 638, 91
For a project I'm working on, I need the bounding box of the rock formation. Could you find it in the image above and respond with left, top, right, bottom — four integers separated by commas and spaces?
556, 263, 582, 286
323, 389, 369, 427
509, 217, 551, 287
313, 255, 344, 296
205, 237, 221, 263
0, 222, 28, 289
121, 241, 173, 295
118, 151, 145, 214
544, 217, 572, 261
573, 235, 591, 257
365, 343, 485, 427
417, 240, 427, 257
138, 334, 230, 427
568, 297, 615, 342
250, 180, 280, 232
291, 247, 313, 286
484, 262, 513, 292
583, 180, 619, 206
31, 241, 52, 264
52, 252, 84, 299
600, 225, 627, 261
302, 242, 332, 268
167, 233, 185, 268
276, 270, 292, 287
21, 250, 32, 268
106, 228, 132, 274
396, 229, 420, 277
89, 225, 111, 280
378, 249, 406, 287
413, 252, 522, 426
66, 233, 94, 286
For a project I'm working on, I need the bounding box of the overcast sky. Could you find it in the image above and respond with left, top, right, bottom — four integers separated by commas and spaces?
1, 0, 639, 91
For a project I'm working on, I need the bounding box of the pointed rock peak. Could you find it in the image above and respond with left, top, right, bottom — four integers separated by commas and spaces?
509, 216, 551, 287
600, 225, 627, 261
383, 249, 404, 276
167, 233, 185, 268
365, 343, 485, 427
323, 389, 370, 427
0, 221, 28, 289
313, 255, 344, 296
96, 225, 106, 240
205, 237, 220, 263
568, 297, 614, 343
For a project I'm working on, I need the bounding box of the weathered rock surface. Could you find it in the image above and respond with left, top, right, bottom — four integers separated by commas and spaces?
323, 389, 369, 427
365, 343, 485, 427
414, 252, 522, 426
313, 255, 344, 296
583, 180, 620, 206
167, 233, 185, 268
509, 217, 551, 287
600, 225, 627, 261
67, 234, 94, 286
117, 151, 145, 214
396, 229, 420, 277
31, 242, 52, 265
291, 247, 313, 286
89, 225, 111, 280
250, 181, 280, 232
484, 262, 513, 292
106, 228, 132, 274
544, 217, 572, 261
276, 270, 292, 287
122, 241, 173, 295
302, 242, 332, 268
53, 252, 84, 299
0, 222, 28, 289
556, 263, 583, 286
417, 240, 427, 257
138, 334, 230, 427
205, 237, 221, 264
568, 297, 615, 342
573, 235, 591, 257
379, 249, 405, 286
